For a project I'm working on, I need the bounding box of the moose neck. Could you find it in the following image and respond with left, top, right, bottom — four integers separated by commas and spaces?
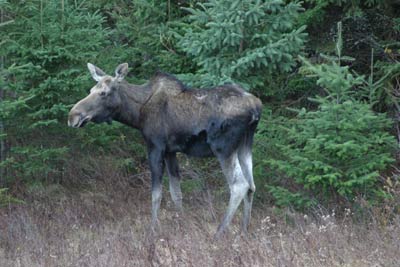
113, 81, 152, 129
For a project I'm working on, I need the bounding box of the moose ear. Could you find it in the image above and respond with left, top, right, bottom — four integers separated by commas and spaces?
115, 63, 129, 81
87, 63, 106, 82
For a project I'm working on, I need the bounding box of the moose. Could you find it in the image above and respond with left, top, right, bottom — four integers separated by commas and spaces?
68, 63, 262, 238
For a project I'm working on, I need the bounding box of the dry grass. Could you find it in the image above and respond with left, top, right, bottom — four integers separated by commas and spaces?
0, 156, 399, 267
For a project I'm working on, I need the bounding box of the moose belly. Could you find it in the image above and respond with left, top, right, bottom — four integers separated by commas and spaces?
167, 130, 213, 158
183, 139, 213, 157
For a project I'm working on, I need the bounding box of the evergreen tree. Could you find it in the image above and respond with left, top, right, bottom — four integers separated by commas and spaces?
0, 1, 112, 184
88, 0, 192, 79
266, 25, 396, 203
176, 0, 307, 90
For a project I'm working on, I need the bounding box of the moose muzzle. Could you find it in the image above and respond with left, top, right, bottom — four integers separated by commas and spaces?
68, 109, 92, 128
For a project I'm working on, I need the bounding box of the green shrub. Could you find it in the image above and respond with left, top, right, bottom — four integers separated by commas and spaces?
268, 55, 395, 205
253, 22, 398, 208
267, 185, 315, 209
272, 99, 395, 198
0, 188, 24, 207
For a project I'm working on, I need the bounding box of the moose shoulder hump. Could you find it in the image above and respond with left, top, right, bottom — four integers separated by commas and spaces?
150, 72, 186, 96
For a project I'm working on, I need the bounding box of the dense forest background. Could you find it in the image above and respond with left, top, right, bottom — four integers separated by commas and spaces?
1, 1, 400, 265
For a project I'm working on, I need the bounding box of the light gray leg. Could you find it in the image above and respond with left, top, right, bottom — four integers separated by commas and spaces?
169, 177, 183, 210
165, 153, 183, 210
148, 147, 165, 231
238, 146, 255, 233
238, 131, 256, 233
215, 151, 250, 238
151, 184, 163, 228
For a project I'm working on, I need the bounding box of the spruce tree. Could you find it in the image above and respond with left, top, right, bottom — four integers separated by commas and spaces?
267, 24, 396, 203
176, 0, 307, 90
0, 1, 111, 184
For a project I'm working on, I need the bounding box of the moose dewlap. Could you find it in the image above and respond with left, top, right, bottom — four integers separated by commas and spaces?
68, 63, 262, 238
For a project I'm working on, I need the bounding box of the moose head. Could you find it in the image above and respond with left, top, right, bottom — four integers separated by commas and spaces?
68, 63, 129, 128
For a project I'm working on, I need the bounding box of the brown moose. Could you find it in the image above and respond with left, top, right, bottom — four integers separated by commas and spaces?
68, 63, 262, 238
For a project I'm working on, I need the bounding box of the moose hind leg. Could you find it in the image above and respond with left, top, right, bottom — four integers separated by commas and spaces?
238, 139, 256, 233
165, 153, 183, 210
215, 151, 249, 238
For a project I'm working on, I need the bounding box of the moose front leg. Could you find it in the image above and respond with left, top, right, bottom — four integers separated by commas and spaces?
148, 147, 165, 230
165, 153, 183, 210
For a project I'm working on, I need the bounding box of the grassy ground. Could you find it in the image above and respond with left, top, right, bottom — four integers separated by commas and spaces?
1, 171, 399, 267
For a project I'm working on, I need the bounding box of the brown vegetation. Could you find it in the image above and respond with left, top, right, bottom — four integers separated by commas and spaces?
0, 157, 399, 267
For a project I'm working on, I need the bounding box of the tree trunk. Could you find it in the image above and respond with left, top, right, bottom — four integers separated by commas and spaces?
0, 8, 5, 186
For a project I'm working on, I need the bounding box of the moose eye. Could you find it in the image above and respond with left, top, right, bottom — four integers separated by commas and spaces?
99, 91, 106, 97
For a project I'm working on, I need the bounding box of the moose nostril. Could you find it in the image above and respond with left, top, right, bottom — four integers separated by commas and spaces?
68, 110, 83, 127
